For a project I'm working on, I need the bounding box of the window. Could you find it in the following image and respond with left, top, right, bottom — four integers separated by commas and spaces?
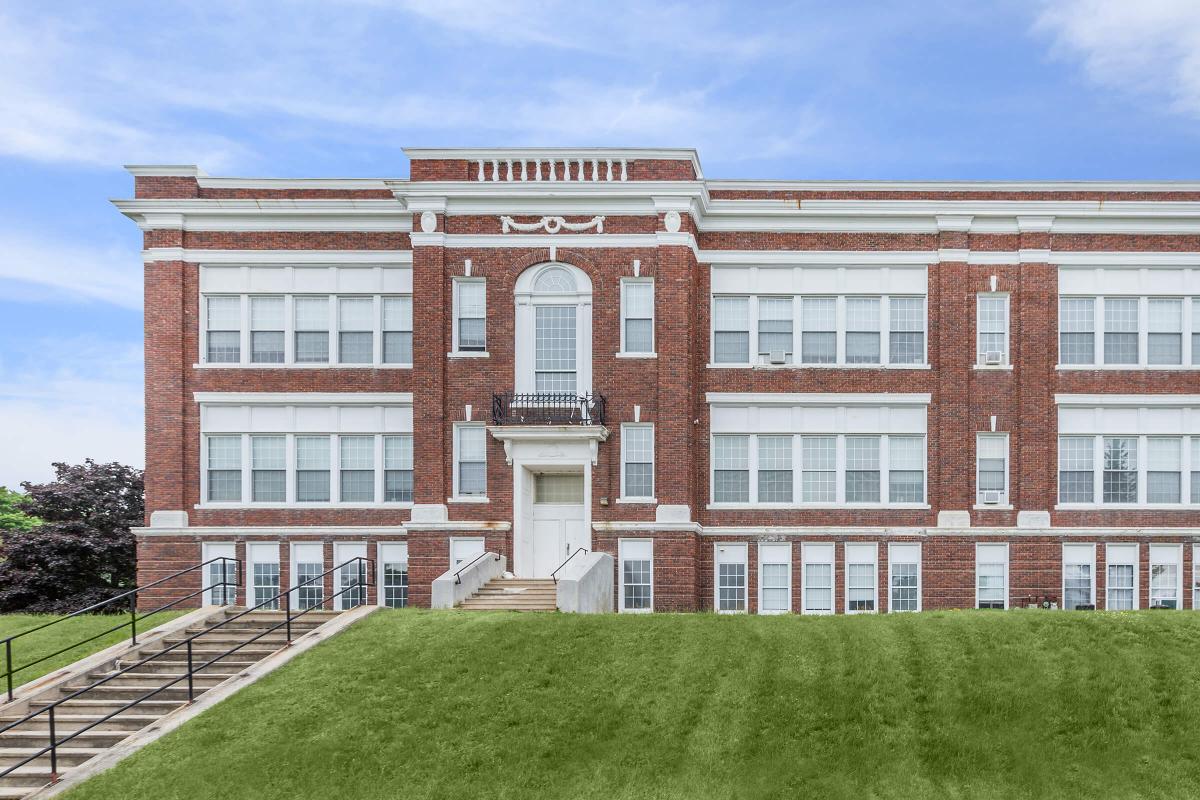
845, 297, 880, 364
757, 435, 793, 503
380, 543, 409, 608
889, 297, 925, 364
976, 544, 1008, 609
384, 435, 413, 503
1194, 300, 1200, 366
382, 296, 413, 364
1150, 545, 1182, 609
1103, 297, 1139, 365
712, 435, 750, 503
1058, 436, 1094, 503
1105, 543, 1138, 611
205, 296, 241, 363
802, 543, 834, 614
757, 296, 794, 363
1148, 298, 1182, 365
534, 306, 577, 392
976, 433, 1009, 505
845, 543, 877, 613
619, 540, 653, 613
295, 435, 331, 502
801, 297, 836, 364
1062, 544, 1095, 610
1103, 437, 1138, 503
206, 435, 242, 502
292, 543, 324, 610
621, 280, 654, 354
1147, 437, 1181, 503
250, 297, 285, 363
455, 280, 486, 353
713, 297, 749, 363
888, 436, 925, 503
1194, 544, 1200, 612
888, 543, 920, 612
621, 424, 654, 500
248, 544, 280, 610
1059, 297, 1095, 365
339, 436, 375, 503
204, 543, 237, 606
1193, 439, 1200, 504
715, 544, 747, 613
455, 425, 487, 498
535, 474, 584, 503
250, 436, 286, 502
845, 436, 881, 503
801, 436, 836, 503
977, 294, 1009, 365
294, 297, 330, 363
337, 552, 367, 610
338, 297, 374, 364
758, 543, 791, 615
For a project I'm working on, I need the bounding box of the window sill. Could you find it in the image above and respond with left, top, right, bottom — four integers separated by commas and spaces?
615, 352, 657, 359
706, 502, 931, 511
615, 497, 658, 505
194, 502, 413, 510
972, 364, 1013, 371
706, 363, 931, 371
619, 607, 653, 614
972, 504, 1014, 510
193, 363, 413, 370
448, 496, 490, 504
1055, 365, 1200, 371
448, 351, 490, 359
1055, 503, 1200, 511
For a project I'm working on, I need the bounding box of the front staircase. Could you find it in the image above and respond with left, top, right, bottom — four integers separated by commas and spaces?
459, 578, 557, 611
0, 608, 339, 799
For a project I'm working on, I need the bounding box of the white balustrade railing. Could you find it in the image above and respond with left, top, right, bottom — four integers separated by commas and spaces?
475, 157, 628, 182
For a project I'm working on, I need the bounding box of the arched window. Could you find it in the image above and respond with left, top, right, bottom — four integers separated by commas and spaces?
514, 263, 593, 395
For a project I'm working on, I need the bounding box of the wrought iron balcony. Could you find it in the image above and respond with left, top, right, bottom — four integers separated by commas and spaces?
492, 392, 607, 426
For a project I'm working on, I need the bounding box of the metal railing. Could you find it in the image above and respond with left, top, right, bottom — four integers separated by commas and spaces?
550, 548, 588, 584
452, 552, 500, 585
492, 392, 607, 426
0, 557, 373, 783
0, 557, 240, 701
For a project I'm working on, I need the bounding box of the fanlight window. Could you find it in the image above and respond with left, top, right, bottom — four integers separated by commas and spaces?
533, 267, 576, 294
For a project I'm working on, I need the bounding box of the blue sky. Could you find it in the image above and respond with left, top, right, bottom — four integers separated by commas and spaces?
1, 0, 1198, 488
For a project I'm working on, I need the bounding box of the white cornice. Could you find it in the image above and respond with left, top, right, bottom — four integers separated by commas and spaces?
708, 179, 1200, 192
409, 232, 699, 256
125, 165, 206, 177
706, 392, 931, 406
1055, 394, 1200, 407
133, 525, 408, 537
1051, 252, 1200, 266
196, 177, 396, 190
114, 199, 412, 232
194, 392, 413, 405
143, 248, 413, 265
403, 147, 703, 179
701, 250, 936, 265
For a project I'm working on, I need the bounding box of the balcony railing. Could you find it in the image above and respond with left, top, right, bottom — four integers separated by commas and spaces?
492, 392, 607, 426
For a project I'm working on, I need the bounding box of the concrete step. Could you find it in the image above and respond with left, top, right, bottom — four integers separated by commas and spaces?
474, 589, 557, 597
0, 765, 54, 789
53, 685, 202, 703
460, 601, 557, 611
1, 715, 160, 734
0, 728, 130, 750
114, 659, 257, 674
83, 671, 230, 687
0, 747, 103, 768
26, 699, 185, 717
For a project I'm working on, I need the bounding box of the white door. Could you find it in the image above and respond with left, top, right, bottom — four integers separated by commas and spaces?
450, 537, 485, 569
202, 542, 236, 606
246, 542, 281, 610
530, 473, 587, 577
334, 542, 367, 610
291, 542, 325, 611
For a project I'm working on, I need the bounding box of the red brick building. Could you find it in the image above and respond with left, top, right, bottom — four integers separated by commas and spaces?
117, 147, 1200, 614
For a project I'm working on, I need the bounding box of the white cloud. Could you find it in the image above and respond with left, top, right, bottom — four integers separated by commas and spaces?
1035, 0, 1200, 116
0, 336, 144, 489
0, 232, 143, 309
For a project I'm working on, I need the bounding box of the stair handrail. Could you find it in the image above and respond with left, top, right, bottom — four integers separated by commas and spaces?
1, 556, 241, 701
0, 556, 374, 783
550, 547, 589, 584
452, 551, 500, 585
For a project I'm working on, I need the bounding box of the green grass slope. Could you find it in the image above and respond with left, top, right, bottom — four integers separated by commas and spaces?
65, 609, 1200, 800
0, 612, 184, 689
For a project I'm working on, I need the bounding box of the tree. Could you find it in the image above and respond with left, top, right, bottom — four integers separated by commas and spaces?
0, 487, 39, 532
0, 461, 144, 613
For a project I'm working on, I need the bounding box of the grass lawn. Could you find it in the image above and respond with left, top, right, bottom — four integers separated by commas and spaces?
64, 609, 1200, 800
0, 611, 184, 689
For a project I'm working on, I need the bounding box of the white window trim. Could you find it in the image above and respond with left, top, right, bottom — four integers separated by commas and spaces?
289, 542, 326, 611
201, 541, 237, 606
800, 543, 835, 616
1149, 543, 1184, 609
1055, 433, 1200, 510
246, 542, 281, 609
619, 423, 656, 502
975, 292, 1010, 367
975, 542, 1010, 610
714, 543, 748, 615
709, 293, 928, 369
451, 422, 488, 501
450, 277, 488, 357
757, 543, 792, 616
1057, 294, 1198, 370
619, 277, 656, 357
708, 433, 928, 510
887, 542, 922, 613
199, 292, 413, 369
844, 543, 879, 615
618, 538, 653, 614
449, 537, 486, 569
974, 432, 1011, 509
378, 541, 409, 608
198, 432, 413, 509
513, 262, 593, 395
1104, 543, 1140, 611
1194, 544, 1200, 612
1061, 543, 1097, 610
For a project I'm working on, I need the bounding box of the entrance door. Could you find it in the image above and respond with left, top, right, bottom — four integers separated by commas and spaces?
530, 473, 587, 577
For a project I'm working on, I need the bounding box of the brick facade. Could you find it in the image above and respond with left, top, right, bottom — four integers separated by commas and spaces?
121, 150, 1200, 614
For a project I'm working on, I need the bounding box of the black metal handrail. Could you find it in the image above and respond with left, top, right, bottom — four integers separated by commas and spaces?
0, 557, 374, 783
452, 552, 500, 585
0, 557, 240, 701
492, 392, 607, 426
550, 548, 588, 584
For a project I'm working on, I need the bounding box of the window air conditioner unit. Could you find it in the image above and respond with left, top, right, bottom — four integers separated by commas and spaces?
768, 350, 788, 365
982, 490, 1001, 505
983, 350, 1004, 365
